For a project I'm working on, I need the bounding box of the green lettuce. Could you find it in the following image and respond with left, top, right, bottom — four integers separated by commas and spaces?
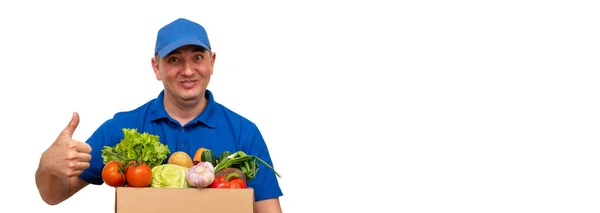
101, 128, 170, 168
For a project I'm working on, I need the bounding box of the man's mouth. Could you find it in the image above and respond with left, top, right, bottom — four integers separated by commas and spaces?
180, 80, 198, 89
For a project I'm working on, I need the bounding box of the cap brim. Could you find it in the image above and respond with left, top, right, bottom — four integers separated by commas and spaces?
157, 39, 210, 58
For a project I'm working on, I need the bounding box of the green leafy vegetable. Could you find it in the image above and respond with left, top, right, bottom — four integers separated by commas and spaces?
151, 164, 191, 188
214, 151, 281, 181
101, 128, 170, 168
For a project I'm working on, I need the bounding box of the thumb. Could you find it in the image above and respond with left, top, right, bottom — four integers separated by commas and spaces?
62, 112, 80, 138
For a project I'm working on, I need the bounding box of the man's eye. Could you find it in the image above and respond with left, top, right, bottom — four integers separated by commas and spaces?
194, 55, 203, 61
168, 57, 179, 63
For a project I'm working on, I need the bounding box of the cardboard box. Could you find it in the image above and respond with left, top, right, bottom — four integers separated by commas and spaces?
115, 187, 255, 213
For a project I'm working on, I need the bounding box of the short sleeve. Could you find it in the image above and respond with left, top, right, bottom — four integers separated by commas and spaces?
242, 124, 283, 202
78, 119, 121, 185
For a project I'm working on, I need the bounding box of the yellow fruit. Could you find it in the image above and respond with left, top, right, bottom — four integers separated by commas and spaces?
168, 151, 194, 168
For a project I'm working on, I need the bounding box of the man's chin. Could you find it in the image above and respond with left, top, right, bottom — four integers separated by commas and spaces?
180, 95, 201, 102
178, 92, 203, 102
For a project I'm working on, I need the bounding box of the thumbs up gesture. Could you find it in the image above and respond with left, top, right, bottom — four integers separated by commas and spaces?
40, 112, 93, 178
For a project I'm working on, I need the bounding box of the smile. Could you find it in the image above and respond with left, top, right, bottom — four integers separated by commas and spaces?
180, 80, 198, 89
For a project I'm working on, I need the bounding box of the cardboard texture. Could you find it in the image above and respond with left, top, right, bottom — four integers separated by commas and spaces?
115, 187, 255, 213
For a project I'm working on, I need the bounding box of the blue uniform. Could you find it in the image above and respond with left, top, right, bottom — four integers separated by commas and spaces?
79, 89, 283, 202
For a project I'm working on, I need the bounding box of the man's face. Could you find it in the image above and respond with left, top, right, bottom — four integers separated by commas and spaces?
152, 45, 216, 105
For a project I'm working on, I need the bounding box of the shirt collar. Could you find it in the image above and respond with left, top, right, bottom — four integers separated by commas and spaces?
149, 89, 217, 128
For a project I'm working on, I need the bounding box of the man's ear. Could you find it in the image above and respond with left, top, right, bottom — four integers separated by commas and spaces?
210, 52, 216, 74
151, 56, 162, 81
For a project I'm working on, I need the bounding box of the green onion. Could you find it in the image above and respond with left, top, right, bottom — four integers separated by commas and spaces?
214, 151, 281, 181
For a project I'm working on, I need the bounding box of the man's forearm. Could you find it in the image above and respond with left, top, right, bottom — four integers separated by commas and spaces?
35, 164, 69, 205
255, 198, 283, 213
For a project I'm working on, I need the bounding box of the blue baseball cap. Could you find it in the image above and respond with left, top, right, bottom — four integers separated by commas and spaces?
154, 18, 211, 58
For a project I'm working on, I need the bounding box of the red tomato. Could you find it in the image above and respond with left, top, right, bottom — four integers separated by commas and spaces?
125, 162, 152, 187
210, 176, 247, 188
102, 161, 125, 187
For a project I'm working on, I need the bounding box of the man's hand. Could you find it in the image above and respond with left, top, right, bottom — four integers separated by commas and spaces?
40, 112, 92, 178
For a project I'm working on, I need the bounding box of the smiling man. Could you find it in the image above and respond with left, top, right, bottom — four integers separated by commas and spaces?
152, 44, 215, 126
35, 18, 284, 213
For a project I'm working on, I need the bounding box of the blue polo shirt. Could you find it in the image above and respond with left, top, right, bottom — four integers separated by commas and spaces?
79, 89, 283, 202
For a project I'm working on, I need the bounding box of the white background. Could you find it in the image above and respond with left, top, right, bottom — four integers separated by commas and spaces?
1, 0, 600, 212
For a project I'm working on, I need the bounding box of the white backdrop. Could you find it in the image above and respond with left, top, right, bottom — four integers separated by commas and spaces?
1, 0, 600, 212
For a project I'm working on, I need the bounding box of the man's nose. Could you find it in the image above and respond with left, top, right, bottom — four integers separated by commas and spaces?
182, 61, 194, 76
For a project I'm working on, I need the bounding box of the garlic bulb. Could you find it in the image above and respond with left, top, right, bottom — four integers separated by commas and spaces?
186, 162, 215, 188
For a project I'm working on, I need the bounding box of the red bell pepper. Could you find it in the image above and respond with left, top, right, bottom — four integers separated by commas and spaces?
210, 173, 247, 188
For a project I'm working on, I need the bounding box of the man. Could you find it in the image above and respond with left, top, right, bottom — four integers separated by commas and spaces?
35, 18, 283, 213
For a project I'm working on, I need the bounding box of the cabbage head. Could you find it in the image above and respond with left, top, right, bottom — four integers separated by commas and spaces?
150, 164, 191, 188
